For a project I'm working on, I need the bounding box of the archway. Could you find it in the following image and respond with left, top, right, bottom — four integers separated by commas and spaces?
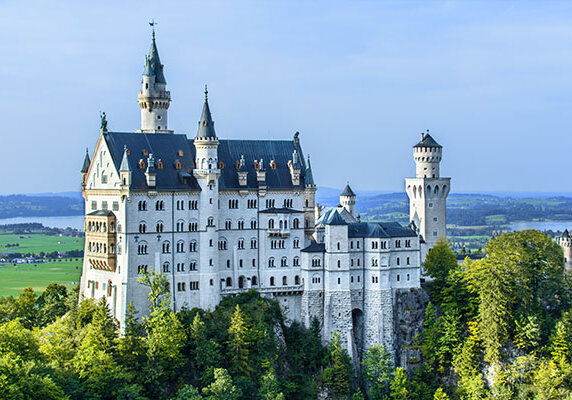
352, 308, 364, 360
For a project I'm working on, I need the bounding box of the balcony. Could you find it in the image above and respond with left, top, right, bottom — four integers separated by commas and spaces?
267, 228, 290, 238
221, 285, 303, 296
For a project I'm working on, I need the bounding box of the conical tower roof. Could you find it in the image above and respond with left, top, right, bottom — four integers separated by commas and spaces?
143, 30, 166, 84
305, 155, 315, 186
119, 146, 130, 172
81, 149, 91, 173
196, 86, 217, 139
340, 183, 355, 197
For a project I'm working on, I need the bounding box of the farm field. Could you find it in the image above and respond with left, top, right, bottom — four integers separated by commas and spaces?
0, 233, 83, 254
0, 258, 82, 297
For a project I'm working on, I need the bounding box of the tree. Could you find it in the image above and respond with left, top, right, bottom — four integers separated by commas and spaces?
453, 322, 486, 400
227, 305, 253, 378
36, 283, 69, 327
551, 310, 572, 365
323, 332, 352, 399
202, 368, 242, 400
172, 385, 202, 400
361, 344, 393, 400
258, 368, 285, 400
423, 239, 458, 305
390, 367, 409, 400
433, 388, 449, 400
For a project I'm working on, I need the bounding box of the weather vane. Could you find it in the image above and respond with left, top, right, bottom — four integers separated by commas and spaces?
149, 19, 157, 39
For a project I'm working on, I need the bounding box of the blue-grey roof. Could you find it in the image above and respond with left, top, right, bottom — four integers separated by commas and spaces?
259, 208, 304, 214
324, 210, 347, 226
196, 95, 217, 139
103, 132, 312, 191
143, 37, 166, 84
340, 184, 355, 197
81, 149, 91, 173
88, 210, 115, 217
414, 133, 441, 148
317, 207, 356, 225
348, 222, 416, 238
301, 242, 325, 253
305, 155, 315, 186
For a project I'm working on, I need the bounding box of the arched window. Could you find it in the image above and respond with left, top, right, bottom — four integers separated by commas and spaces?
207, 217, 214, 227
156, 222, 164, 233
139, 222, 147, 233
162, 241, 170, 254
293, 256, 300, 266
295, 275, 300, 285
177, 241, 184, 253
252, 276, 258, 286
163, 262, 170, 273
282, 276, 287, 286
226, 277, 232, 287
293, 218, 300, 229
270, 276, 275, 286
281, 257, 287, 267
268, 257, 275, 267
268, 219, 274, 229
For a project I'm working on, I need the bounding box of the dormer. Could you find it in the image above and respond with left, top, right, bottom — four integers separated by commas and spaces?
119, 146, 131, 188
256, 158, 266, 183
145, 154, 157, 188
289, 149, 301, 186
237, 155, 248, 186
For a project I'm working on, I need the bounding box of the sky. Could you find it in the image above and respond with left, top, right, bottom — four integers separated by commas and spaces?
1, 0, 572, 195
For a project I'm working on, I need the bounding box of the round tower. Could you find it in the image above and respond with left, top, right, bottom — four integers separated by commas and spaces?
340, 183, 356, 217
414, 130, 442, 178
137, 27, 172, 133
192, 86, 221, 310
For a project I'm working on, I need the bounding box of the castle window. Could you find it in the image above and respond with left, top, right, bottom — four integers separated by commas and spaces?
282, 276, 288, 286
155, 200, 164, 211
252, 276, 258, 285
178, 150, 184, 157
190, 281, 199, 290
405, 240, 411, 247
209, 259, 213, 266
209, 239, 213, 247
175, 160, 182, 170
357, 241, 360, 249
102, 201, 108, 210
138, 200, 147, 211
137, 265, 148, 274
112, 201, 119, 211
177, 241, 184, 253
295, 275, 300, 285
337, 260, 341, 268
238, 239, 244, 249
293, 238, 300, 248
337, 242, 340, 250
433, 231, 438, 237
157, 115, 161, 120
210, 279, 214, 286
177, 282, 185, 292
251, 239, 257, 249
268, 219, 275, 229
225, 220, 232, 230
397, 257, 400, 265
207, 217, 215, 227
139, 160, 145, 169
281, 257, 287, 267
218, 239, 228, 250
337, 277, 341, 285
142, 149, 149, 156
247, 199, 257, 208
429, 203, 433, 208
357, 275, 360, 282
189, 200, 198, 210
270, 276, 275, 286
252, 259, 256, 267
190, 261, 197, 270
91, 201, 97, 210
293, 256, 300, 266
162, 241, 170, 254
229, 199, 239, 209
227, 260, 231, 268
163, 262, 170, 273
397, 274, 400, 282
351, 276, 354, 283
407, 274, 410, 281
189, 222, 198, 232
407, 257, 410, 265
156, 222, 164, 233
237, 220, 244, 229
269, 257, 275, 267
395, 240, 401, 248
139, 222, 146, 233
293, 218, 300, 229
251, 220, 257, 229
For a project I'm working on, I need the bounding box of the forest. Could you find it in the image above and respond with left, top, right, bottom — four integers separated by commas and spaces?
0, 230, 571, 399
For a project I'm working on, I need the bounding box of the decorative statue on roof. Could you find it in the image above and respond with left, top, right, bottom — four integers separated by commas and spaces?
100, 112, 108, 132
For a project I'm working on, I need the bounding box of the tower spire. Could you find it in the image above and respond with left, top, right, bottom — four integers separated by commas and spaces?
138, 22, 172, 133
196, 86, 217, 139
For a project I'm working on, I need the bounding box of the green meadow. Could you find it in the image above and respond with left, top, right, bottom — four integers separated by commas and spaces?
0, 233, 84, 297
0, 258, 82, 297
0, 233, 83, 254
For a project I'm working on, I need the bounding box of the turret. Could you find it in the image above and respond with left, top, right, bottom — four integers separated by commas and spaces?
340, 183, 356, 217
81, 148, 91, 191
119, 146, 132, 189
414, 130, 442, 178
137, 27, 172, 133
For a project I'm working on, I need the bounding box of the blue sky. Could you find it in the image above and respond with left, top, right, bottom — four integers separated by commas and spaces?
1, 1, 572, 194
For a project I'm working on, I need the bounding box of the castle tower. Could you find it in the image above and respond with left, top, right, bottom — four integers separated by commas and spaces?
340, 183, 356, 217
137, 27, 172, 133
405, 131, 450, 253
304, 154, 317, 241
556, 230, 572, 272
193, 86, 221, 310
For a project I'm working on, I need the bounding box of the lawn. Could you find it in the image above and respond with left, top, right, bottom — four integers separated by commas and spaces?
0, 258, 82, 297
0, 233, 84, 254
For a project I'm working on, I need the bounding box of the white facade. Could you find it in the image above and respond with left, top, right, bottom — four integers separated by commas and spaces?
79, 31, 446, 361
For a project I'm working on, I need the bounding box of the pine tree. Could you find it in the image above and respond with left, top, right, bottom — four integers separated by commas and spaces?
361, 344, 393, 400
227, 304, 253, 378
202, 368, 242, 400
390, 367, 409, 400
551, 310, 572, 365
433, 388, 449, 400
323, 332, 352, 399
258, 368, 285, 400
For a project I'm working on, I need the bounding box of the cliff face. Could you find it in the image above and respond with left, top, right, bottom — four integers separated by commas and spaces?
393, 287, 430, 372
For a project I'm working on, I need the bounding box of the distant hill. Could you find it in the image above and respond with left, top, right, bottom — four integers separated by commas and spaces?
0, 194, 84, 219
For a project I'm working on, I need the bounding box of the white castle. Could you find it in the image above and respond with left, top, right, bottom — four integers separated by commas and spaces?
79, 31, 450, 359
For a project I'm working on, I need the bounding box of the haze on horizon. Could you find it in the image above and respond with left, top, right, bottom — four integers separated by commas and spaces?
1, 1, 571, 195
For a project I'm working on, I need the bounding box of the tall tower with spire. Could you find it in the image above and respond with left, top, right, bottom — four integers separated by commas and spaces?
193, 86, 221, 310
137, 25, 172, 133
405, 131, 450, 254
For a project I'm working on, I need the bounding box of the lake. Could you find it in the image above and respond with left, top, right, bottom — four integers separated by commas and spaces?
0, 215, 84, 230
508, 221, 572, 232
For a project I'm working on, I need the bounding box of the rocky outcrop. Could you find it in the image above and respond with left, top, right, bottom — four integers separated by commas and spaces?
393, 287, 430, 372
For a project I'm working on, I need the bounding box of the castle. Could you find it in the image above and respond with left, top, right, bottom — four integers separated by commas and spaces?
79, 30, 450, 360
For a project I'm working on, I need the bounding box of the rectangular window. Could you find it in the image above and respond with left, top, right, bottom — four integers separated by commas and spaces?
434, 217, 437, 221
190, 281, 199, 290
91, 201, 97, 210
102, 201, 108, 210
112, 201, 119, 211
433, 231, 438, 237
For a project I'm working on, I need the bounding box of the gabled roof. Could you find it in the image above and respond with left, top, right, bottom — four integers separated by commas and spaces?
564, 229, 570, 238
103, 132, 312, 191
316, 207, 356, 225
414, 133, 442, 148
81, 149, 91, 173
340, 183, 355, 197
143, 35, 166, 84
88, 210, 115, 217
324, 210, 347, 226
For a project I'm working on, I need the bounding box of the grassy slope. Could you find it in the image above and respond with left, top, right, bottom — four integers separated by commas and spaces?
0, 258, 82, 297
